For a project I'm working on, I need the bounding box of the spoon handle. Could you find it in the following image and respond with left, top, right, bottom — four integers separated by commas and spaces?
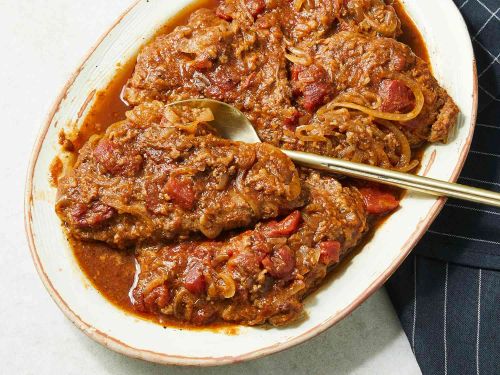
283, 150, 500, 208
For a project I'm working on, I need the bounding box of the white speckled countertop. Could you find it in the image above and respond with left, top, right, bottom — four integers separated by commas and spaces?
0, 1, 421, 373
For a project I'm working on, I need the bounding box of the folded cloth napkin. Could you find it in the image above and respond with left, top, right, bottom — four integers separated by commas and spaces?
386, 1, 500, 374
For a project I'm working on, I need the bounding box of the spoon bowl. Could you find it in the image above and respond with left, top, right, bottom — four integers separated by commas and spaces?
168, 99, 261, 143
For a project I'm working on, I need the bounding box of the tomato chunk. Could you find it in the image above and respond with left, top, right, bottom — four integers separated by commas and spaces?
262, 246, 295, 279
302, 83, 330, 112
318, 241, 341, 265
165, 175, 196, 210
183, 263, 206, 294
379, 79, 415, 113
251, 232, 272, 254
284, 109, 301, 131
143, 284, 170, 312
292, 64, 333, 112
263, 211, 302, 237
359, 187, 400, 214
93, 138, 142, 176
246, 0, 266, 17
291, 64, 305, 81
229, 251, 263, 274
70, 201, 115, 228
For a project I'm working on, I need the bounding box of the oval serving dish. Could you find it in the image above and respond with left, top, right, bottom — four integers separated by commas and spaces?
25, 0, 477, 366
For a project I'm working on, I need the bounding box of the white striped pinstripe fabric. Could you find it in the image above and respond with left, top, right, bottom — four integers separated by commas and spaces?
387, 1, 500, 374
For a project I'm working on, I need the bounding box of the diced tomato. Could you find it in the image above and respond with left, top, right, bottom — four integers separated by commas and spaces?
261, 257, 273, 271
93, 138, 142, 176
143, 284, 170, 312
93, 138, 114, 161
359, 187, 400, 215
215, 5, 233, 21
227, 232, 270, 273
291, 64, 333, 112
262, 246, 296, 279
379, 79, 415, 113
318, 241, 342, 265
246, 0, 266, 17
284, 109, 301, 131
303, 82, 331, 112
251, 232, 272, 254
165, 175, 196, 210
70, 201, 115, 228
263, 211, 302, 237
183, 263, 206, 294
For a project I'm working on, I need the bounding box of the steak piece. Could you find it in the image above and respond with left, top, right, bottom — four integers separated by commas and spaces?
123, 9, 234, 106
308, 31, 458, 144
125, 2, 457, 153
132, 171, 368, 326
337, 0, 402, 38
215, 0, 400, 43
56, 101, 302, 248
123, 8, 298, 146
281, 104, 407, 169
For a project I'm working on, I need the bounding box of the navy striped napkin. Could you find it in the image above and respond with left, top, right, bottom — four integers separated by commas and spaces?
386, 1, 500, 374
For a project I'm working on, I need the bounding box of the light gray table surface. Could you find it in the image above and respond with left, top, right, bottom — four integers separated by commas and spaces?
0, 1, 421, 374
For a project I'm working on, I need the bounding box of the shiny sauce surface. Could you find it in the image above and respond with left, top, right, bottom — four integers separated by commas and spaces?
68, 0, 429, 329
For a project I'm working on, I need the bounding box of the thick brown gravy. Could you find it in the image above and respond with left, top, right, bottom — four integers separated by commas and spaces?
67, 0, 429, 329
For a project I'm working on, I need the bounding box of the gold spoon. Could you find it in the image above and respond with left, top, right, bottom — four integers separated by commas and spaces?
169, 99, 500, 208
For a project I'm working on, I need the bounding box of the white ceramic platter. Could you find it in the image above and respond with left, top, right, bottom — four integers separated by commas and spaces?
25, 0, 477, 366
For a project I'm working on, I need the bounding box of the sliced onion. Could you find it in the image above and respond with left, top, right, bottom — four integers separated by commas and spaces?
332, 74, 425, 121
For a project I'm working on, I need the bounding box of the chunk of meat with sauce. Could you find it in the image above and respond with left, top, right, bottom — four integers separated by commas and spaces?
314, 31, 458, 144
280, 103, 412, 170
124, 8, 298, 147
56, 102, 303, 248
132, 172, 368, 326
280, 0, 343, 43
125, 0, 456, 151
